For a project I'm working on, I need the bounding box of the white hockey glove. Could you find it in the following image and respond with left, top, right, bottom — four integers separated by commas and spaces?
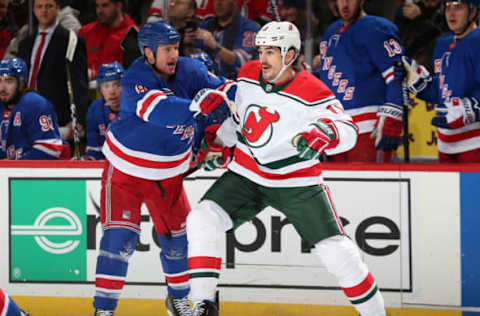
293, 118, 339, 160
431, 97, 480, 129
394, 56, 431, 94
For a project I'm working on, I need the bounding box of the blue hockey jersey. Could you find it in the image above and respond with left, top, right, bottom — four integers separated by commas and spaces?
85, 98, 118, 160
199, 13, 259, 79
102, 56, 234, 180
0, 92, 63, 160
315, 15, 403, 134
416, 28, 480, 154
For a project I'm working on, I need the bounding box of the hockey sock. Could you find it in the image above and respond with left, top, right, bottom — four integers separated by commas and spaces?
313, 235, 386, 316
187, 200, 233, 303
93, 228, 138, 311
157, 233, 190, 298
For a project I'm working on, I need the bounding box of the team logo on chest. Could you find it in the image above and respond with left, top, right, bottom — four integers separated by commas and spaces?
242, 104, 279, 148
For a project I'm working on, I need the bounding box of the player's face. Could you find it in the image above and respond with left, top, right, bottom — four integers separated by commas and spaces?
154, 43, 179, 78
337, 0, 363, 22
258, 46, 283, 82
96, 0, 122, 26
214, 0, 236, 19
33, 0, 59, 29
445, 2, 472, 33
0, 75, 19, 106
100, 80, 122, 112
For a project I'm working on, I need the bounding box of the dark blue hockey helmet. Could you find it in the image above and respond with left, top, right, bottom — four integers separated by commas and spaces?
443, 0, 480, 8
96, 61, 125, 85
188, 52, 218, 74
138, 21, 180, 55
0, 57, 28, 86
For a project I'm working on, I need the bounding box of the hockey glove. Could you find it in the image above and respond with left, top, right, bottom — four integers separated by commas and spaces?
431, 97, 480, 129
196, 124, 233, 171
293, 118, 339, 160
190, 88, 231, 122
394, 56, 431, 94
372, 103, 403, 151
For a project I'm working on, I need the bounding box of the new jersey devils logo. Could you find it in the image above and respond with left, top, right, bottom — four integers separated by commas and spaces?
242, 104, 279, 148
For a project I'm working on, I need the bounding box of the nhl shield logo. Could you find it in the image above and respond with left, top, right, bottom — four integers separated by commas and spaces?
242, 104, 279, 148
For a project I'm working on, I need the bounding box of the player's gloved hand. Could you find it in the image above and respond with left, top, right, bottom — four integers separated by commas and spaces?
431, 97, 480, 129
190, 88, 230, 121
394, 56, 431, 94
371, 103, 403, 151
196, 124, 233, 171
293, 118, 339, 160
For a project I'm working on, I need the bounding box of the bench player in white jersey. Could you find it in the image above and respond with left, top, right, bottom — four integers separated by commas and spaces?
186, 21, 387, 316
395, 0, 480, 162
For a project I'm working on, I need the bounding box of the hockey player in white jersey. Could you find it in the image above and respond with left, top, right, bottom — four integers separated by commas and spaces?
395, 0, 480, 162
186, 21, 387, 316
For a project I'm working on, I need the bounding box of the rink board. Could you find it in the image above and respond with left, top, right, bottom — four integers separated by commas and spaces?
0, 161, 479, 316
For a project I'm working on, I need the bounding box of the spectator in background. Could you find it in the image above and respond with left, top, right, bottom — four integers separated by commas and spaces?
18, 0, 88, 143
84, 61, 123, 160
315, 0, 405, 163
195, 0, 279, 24
166, 0, 201, 56
0, 0, 18, 59
0, 57, 64, 160
394, 0, 447, 73
191, 0, 259, 79
5, 0, 81, 59
78, 0, 138, 82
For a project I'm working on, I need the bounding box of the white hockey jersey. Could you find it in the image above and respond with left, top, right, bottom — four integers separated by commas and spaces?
219, 61, 358, 188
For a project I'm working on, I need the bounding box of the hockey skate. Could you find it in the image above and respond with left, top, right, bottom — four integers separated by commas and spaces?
192, 300, 218, 316
94, 309, 114, 316
165, 294, 193, 316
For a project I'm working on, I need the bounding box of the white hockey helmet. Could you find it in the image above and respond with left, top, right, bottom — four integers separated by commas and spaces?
255, 21, 301, 60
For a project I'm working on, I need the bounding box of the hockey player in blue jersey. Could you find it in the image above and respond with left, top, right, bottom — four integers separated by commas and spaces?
85, 62, 124, 160
0, 57, 64, 160
0, 289, 29, 316
92, 21, 234, 316
314, 0, 405, 162
395, 0, 480, 162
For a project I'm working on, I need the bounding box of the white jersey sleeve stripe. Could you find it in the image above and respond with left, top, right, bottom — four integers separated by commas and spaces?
382, 66, 394, 84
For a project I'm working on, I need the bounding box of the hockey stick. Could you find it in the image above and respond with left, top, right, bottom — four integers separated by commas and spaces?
268, 0, 281, 22
66, 29, 81, 160
396, 60, 410, 163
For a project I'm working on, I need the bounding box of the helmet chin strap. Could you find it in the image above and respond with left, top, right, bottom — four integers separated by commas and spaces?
268, 51, 295, 83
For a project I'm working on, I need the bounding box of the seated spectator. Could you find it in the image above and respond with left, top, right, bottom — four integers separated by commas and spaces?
18, 0, 88, 144
78, 0, 138, 81
165, 0, 202, 56
195, 0, 280, 24
0, 57, 64, 160
394, 0, 447, 73
85, 61, 123, 160
0, 0, 18, 59
192, 0, 259, 79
